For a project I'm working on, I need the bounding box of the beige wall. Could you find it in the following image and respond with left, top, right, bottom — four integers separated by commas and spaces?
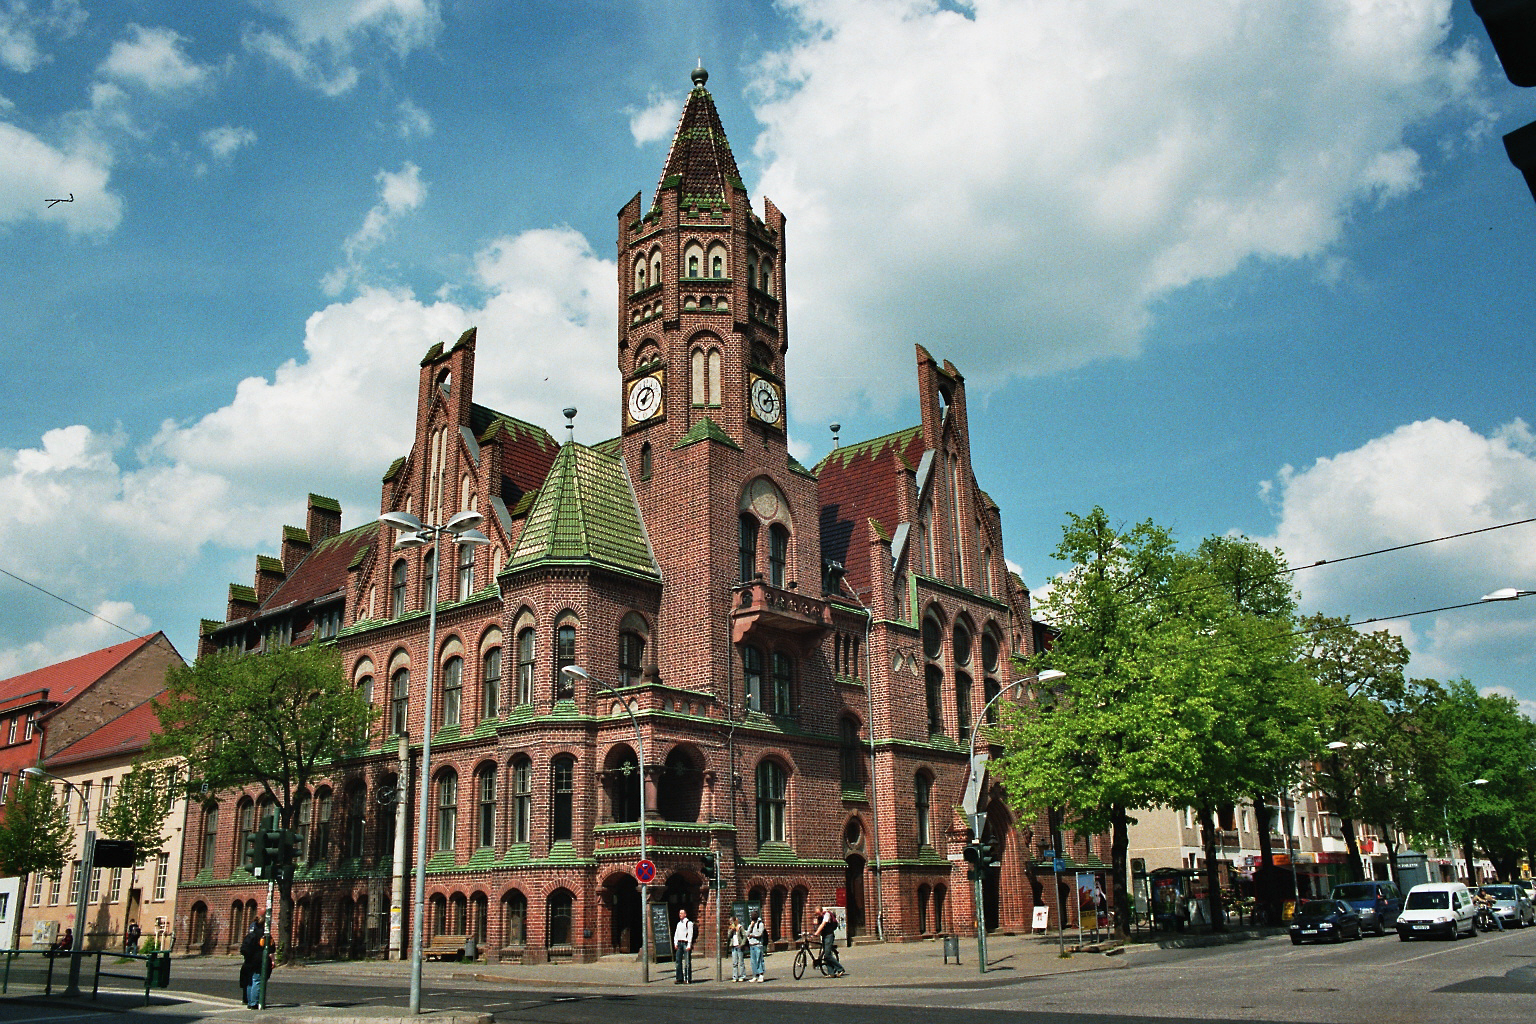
18, 756, 188, 952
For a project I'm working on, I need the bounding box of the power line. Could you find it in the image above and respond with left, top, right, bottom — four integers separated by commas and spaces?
0, 565, 177, 660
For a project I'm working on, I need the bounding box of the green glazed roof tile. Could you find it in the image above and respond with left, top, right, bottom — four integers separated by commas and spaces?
673, 416, 741, 452
506, 442, 660, 579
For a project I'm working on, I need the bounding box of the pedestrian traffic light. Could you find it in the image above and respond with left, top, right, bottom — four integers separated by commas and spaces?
1472, 0, 1536, 87
260, 829, 283, 871
962, 843, 983, 866
700, 851, 717, 881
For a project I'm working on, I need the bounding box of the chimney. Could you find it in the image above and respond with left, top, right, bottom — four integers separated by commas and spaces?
307, 493, 342, 542
282, 525, 311, 573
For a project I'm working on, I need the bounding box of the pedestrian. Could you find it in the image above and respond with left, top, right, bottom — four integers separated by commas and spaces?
672, 908, 694, 984
125, 920, 142, 954
52, 927, 73, 954
814, 907, 844, 977
239, 921, 267, 1009
746, 907, 766, 982
727, 914, 747, 981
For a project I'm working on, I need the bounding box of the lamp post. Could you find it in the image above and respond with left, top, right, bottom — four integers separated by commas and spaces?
23, 766, 91, 996
562, 664, 649, 984
378, 508, 488, 1014
963, 668, 1065, 974
1442, 778, 1489, 884
1277, 786, 1301, 908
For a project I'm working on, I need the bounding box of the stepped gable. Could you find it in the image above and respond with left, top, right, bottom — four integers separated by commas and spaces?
816, 424, 925, 597
654, 65, 744, 208
506, 441, 659, 580
471, 403, 559, 506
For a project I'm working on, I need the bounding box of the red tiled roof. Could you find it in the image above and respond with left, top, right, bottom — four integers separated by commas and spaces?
263, 522, 380, 611
0, 634, 160, 708
816, 426, 925, 599
45, 693, 164, 769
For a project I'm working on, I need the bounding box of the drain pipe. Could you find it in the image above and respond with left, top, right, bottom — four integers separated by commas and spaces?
848, 586, 884, 942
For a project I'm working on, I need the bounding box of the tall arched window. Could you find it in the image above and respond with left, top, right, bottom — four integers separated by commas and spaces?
554, 621, 577, 697
511, 757, 532, 844
316, 790, 333, 861
436, 771, 457, 853
441, 655, 463, 728
649, 250, 662, 291
516, 627, 535, 705
916, 773, 933, 847
421, 548, 436, 611
551, 756, 575, 841
503, 890, 527, 946
618, 614, 647, 686
738, 514, 759, 582
483, 639, 502, 720
391, 668, 409, 735
477, 765, 497, 849
201, 804, 219, 872
741, 645, 764, 712
956, 673, 973, 743
457, 541, 475, 601
755, 761, 786, 844
770, 652, 793, 716
634, 256, 647, 293
347, 785, 366, 858
237, 798, 255, 869
925, 665, 944, 736
839, 717, 862, 787
768, 524, 789, 587
391, 560, 407, 618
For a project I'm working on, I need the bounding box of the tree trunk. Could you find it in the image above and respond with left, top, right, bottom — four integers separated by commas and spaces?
1340, 816, 1364, 882
1110, 804, 1130, 940
1382, 833, 1399, 887
1462, 835, 1480, 886
1253, 799, 1281, 924
277, 874, 294, 963
1254, 799, 1275, 867
1198, 802, 1226, 931
11, 873, 26, 950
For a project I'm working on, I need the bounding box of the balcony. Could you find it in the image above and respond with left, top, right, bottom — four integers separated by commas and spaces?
731, 580, 832, 643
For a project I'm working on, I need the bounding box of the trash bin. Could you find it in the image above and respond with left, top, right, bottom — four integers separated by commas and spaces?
149, 952, 171, 988
463, 936, 477, 961
942, 935, 961, 964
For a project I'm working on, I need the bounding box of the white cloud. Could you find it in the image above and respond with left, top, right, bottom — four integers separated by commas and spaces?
245, 0, 441, 94
0, 0, 86, 74
1256, 417, 1536, 703
0, 601, 153, 680
98, 23, 213, 94
201, 124, 256, 160
0, 121, 121, 234
749, 0, 1489, 418
627, 89, 679, 146
323, 161, 428, 294
396, 97, 431, 138
1480, 686, 1536, 723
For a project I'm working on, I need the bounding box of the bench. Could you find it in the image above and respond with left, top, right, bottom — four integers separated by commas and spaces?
422, 935, 468, 960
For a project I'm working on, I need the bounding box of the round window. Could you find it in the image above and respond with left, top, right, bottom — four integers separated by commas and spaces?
922, 616, 943, 660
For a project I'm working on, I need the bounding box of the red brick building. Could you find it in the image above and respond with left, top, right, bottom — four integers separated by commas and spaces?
180, 68, 1070, 962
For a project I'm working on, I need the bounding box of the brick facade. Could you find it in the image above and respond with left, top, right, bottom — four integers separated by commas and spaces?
177, 68, 1087, 962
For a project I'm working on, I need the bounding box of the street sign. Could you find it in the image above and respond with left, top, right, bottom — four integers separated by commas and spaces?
1053, 858, 1067, 873
970, 812, 987, 839
947, 851, 964, 861
960, 753, 989, 816
1041, 848, 1056, 860
635, 858, 656, 883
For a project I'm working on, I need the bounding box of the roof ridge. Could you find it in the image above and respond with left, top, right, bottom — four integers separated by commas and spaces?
813, 423, 922, 473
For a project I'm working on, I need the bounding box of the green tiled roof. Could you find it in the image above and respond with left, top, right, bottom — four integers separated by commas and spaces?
814, 424, 921, 474
229, 583, 256, 604
673, 416, 740, 452
256, 555, 284, 574
591, 436, 622, 458
506, 442, 659, 579
199, 618, 222, 636
787, 454, 816, 479
382, 456, 406, 483
308, 493, 341, 513
283, 525, 309, 544
471, 404, 556, 451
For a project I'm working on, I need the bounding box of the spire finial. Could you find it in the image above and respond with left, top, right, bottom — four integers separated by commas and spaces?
692, 61, 708, 88
830, 423, 841, 449
563, 407, 577, 442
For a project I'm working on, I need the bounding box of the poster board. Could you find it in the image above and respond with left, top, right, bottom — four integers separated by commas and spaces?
1031, 906, 1050, 932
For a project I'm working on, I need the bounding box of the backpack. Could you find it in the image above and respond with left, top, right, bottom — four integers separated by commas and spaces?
823, 912, 839, 934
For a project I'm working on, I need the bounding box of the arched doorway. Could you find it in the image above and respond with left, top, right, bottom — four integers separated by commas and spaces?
661, 872, 700, 955
843, 855, 866, 937
604, 873, 641, 953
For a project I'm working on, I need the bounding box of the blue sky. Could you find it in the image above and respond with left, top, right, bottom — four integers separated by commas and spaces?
2, 1, 1534, 716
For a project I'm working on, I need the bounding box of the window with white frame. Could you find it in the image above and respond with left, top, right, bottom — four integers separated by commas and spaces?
154, 853, 169, 901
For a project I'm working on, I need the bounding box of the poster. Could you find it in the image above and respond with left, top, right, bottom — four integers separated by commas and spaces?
1076, 872, 1097, 929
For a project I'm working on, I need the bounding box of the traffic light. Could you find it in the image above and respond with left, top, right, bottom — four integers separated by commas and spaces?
963, 840, 997, 869
245, 832, 266, 873
260, 830, 283, 876
1472, 0, 1536, 87
700, 851, 717, 881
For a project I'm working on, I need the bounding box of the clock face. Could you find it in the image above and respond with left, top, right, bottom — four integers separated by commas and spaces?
628, 374, 663, 423
750, 377, 783, 426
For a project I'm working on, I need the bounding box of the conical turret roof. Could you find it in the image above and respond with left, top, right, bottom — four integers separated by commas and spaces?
654, 65, 743, 208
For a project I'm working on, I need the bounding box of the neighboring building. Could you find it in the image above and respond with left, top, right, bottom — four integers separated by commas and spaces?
17, 695, 189, 951
180, 67, 1068, 962
0, 634, 182, 795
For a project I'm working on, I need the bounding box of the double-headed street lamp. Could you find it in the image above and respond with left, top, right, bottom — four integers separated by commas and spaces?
22, 766, 92, 996
377, 508, 488, 1014
1443, 777, 1489, 884
560, 665, 650, 983
962, 668, 1065, 974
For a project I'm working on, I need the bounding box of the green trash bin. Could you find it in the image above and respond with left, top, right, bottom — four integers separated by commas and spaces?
150, 952, 171, 988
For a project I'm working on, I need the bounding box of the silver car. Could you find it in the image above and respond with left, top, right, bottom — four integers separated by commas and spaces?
1481, 884, 1536, 928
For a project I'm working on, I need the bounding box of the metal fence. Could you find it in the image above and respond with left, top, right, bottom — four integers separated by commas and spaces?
0, 949, 171, 1005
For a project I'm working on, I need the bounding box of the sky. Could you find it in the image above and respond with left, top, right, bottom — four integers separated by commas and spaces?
1, 1, 1534, 716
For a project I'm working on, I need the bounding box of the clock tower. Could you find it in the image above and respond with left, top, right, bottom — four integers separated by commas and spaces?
615, 66, 815, 697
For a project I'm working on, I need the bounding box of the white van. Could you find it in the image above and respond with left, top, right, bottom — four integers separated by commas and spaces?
1395, 882, 1477, 940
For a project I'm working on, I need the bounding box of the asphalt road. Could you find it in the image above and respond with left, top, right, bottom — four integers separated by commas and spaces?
4, 927, 1533, 1024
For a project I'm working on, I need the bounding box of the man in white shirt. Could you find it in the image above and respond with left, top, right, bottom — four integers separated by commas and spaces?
673, 908, 695, 984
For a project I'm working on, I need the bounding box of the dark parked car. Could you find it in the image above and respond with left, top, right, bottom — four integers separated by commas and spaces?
1290, 899, 1364, 944
1331, 880, 1404, 935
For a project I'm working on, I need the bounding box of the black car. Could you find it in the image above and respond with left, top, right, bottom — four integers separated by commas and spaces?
1290, 899, 1364, 944
1331, 881, 1404, 935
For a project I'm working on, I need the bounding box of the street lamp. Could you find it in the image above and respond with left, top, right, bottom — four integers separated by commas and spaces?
378, 508, 488, 1014
22, 766, 91, 996
1480, 588, 1536, 601
561, 664, 650, 984
963, 668, 1065, 974
1442, 778, 1489, 884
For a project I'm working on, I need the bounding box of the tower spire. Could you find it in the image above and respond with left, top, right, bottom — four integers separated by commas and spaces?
655, 64, 743, 209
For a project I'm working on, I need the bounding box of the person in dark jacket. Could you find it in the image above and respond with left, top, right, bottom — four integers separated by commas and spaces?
239, 922, 267, 1008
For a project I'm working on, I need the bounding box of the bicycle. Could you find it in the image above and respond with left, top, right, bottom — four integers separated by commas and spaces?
792, 934, 830, 979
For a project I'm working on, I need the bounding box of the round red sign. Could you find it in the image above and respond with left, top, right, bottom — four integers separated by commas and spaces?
635, 858, 656, 883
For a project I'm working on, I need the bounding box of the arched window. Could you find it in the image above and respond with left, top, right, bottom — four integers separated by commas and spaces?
503, 890, 527, 946
548, 890, 574, 946
551, 756, 575, 841
687, 253, 700, 277
925, 665, 944, 736
477, 765, 497, 849
738, 513, 759, 582
839, 717, 862, 787
917, 884, 931, 934
607, 746, 641, 823
391, 560, 407, 618
639, 442, 652, 480
756, 761, 786, 844
957, 672, 973, 743
510, 756, 532, 844
649, 249, 662, 291
436, 771, 457, 853
315, 789, 333, 861
421, 548, 435, 611
915, 773, 933, 847
347, 784, 366, 859
618, 616, 646, 686
201, 804, 219, 872
982, 630, 1000, 674
441, 655, 463, 728
953, 623, 973, 667
760, 258, 773, 294
658, 747, 702, 823
296, 791, 312, 861
711, 253, 724, 278
237, 798, 255, 869
554, 620, 577, 697
457, 541, 475, 601
922, 613, 944, 661
770, 652, 793, 716
482, 639, 502, 720
634, 256, 648, 293
516, 627, 535, 705
391, 668, 409, 735
356, 673, 373, 706
741, 645, 764, 712
768, 523, 789, 587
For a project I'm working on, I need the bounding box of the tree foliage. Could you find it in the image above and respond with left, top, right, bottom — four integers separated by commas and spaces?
1432, 679, 1536, 881
97, 764, 177, 859
0, 776, 74, 948
150, 642, 375, 958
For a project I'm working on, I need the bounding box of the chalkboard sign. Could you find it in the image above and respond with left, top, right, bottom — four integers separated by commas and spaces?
731, 900, 764, 930
650, 902, 673, 961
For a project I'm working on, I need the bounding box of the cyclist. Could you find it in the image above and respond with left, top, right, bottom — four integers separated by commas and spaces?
814, 907, 845, 977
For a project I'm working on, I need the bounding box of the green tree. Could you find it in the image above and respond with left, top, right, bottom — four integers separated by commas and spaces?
150, 643, 374, 960
1433, 679, 1536, 882
98, 763, 178, 901
1349, 676, 1449, 886
0, 776, 74, 948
